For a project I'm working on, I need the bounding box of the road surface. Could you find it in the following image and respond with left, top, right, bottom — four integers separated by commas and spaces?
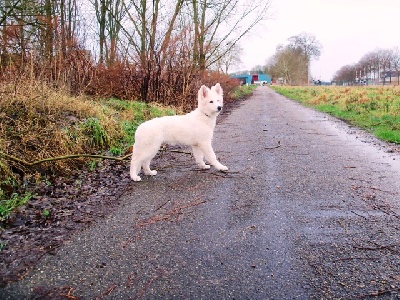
2, 86, 400, 299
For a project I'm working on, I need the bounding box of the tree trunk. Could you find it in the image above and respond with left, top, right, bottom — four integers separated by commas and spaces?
192, 0, 199, 67
44, 0, 54, 62
95, 0, 107, 64
159, 0, 184, 68
198, 0, 207, 70
60, 0, 66, 57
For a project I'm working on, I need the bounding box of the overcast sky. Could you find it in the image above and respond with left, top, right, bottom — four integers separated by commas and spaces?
237, 0, 400, 81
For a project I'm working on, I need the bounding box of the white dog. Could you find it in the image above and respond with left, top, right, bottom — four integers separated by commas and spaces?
130, 83, 228, 181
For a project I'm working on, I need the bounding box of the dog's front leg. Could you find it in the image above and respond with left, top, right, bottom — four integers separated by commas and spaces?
201, 143, 228, 171
192, 145, 210, 169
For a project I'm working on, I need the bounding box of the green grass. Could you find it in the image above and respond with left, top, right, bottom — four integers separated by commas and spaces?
271, 86, 400, 144
0, 191, 34, 222
104, 98, 176, 152
82, 117, 110, 148
0, 240, 7, 251
0, 178, 34, 222
230, 85, 258, 99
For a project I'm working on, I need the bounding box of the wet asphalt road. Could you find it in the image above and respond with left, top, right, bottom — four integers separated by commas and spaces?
2, 86, 400, 299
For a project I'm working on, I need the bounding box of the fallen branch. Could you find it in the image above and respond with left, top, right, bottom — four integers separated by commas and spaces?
350, 210, 368, 220
357, 287, 400, 298
168, 149, 192, 155
265, 141, 281, 149
332, 256, 379, 262
134, 199, 207, 228
208, 171, 236, 178
353, 242, 399, 253
60, 287, 77, 300
0, 151, 132, 167
95, 284, 117, 300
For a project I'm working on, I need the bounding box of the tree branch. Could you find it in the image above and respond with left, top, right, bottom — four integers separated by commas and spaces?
0, 151, 132, 167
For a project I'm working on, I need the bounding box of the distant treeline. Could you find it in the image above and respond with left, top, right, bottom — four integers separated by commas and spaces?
333, 48, 400, 85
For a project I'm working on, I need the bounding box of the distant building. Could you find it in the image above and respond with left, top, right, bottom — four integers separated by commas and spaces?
230, 73, 271, 85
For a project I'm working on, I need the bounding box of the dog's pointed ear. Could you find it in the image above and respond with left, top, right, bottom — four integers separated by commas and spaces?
199, 85, 209, 99
212, 83, 223, 96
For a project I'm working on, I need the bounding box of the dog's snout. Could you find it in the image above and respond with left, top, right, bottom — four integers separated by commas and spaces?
217, 106, 222, 111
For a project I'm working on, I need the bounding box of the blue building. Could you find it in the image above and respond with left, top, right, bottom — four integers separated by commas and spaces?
231, 73, 271, 85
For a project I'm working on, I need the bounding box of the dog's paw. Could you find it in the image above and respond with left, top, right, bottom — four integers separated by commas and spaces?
145, 170, 157, 176
198, 163, 211, 169
131, 175, 142, 182
218, 165, 228, 172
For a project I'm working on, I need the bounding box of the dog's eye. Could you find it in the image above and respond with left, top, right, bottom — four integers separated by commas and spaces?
209, 101, 214, 103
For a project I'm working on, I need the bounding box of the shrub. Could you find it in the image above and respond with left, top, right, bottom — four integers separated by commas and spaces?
82, 117, 110, 148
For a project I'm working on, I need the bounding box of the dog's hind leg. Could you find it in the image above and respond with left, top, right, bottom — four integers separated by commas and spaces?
130, 157, 142, 181
140, 146, 159, 176
192, 145, 210, 169
201, 143, 228, 171
130, 153, 142, 181
142, 158, 157, 176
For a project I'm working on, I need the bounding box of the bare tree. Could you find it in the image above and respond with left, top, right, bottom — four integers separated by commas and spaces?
212, 43, 243, 73
391, 47, 400, 85
93, 0, 108, 64
0, 0, 40, 67
190, 0, 271, 70
359, 51, 378, 84
106, 0, 123, 65
378, 48, 393, 85
266, 44, 307, 85
91, 0, 127, 66
119, 0, 185, 101
332, 64, 357, 85
62, 0, 79, 54
288, 32, 322, 84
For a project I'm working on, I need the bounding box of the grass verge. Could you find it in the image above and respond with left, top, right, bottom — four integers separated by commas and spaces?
230, 84, 258, 99
0, 83, 176, 220
271, 85, 400, 144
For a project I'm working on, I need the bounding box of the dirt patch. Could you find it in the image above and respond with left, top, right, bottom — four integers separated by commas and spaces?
0, 159, 131, 286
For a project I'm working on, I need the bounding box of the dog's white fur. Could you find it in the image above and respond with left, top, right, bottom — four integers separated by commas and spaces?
130, 83, 228, 181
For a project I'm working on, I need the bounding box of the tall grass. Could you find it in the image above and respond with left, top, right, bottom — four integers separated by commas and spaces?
271, 86, 400, 144
0, 82, 177, 219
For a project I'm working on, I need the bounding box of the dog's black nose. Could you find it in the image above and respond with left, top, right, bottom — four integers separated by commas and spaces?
217, 106, 222, 111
